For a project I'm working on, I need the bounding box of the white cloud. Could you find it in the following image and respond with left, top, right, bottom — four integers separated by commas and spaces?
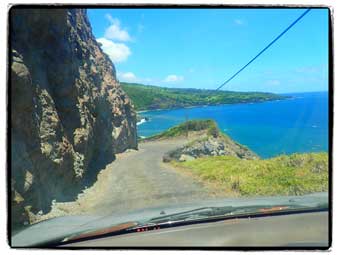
234, 19, 245, 25
118, 72, 137, 82
105, 13, 115, 23
267, 79, 281, 86
97, 37, 131, 63
163, 75, 184, 83
117, 72, 155, 84
104, 14, 131, 42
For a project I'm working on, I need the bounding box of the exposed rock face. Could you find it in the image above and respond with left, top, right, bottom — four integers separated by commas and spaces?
10, 9, 137, 228
163, 135, 258, 162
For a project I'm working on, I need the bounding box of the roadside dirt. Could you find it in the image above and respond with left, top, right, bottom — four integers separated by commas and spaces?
36, 138, 225, 223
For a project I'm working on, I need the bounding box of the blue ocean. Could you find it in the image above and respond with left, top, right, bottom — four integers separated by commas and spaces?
138, 91, 329, 158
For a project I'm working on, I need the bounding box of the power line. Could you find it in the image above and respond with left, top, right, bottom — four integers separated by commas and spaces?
216, 8, 311, 91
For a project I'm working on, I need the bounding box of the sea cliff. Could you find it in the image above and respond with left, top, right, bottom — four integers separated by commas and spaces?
10, 9, 137, 228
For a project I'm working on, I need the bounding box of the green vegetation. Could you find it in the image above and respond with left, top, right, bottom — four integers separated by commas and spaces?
173, 152, 328, 196
144, 119, 219, 141
121, 82, 289, 111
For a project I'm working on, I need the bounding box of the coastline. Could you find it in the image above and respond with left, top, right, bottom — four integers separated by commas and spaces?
135, 91, 328, 114
135, 97, 292, 130
137, 118, 147, 126
136, 97, 291, 115
136, 91, 328, 158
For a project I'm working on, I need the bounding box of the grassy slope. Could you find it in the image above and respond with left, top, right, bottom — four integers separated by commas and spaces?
173, 153, 328, 196
142, 119, 252, 153
144, 119, 219, 140
121, 82, 288, 111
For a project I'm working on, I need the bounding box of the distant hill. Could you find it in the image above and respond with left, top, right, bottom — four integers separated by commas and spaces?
143, 119, 219, 140
121, 82, 289, 111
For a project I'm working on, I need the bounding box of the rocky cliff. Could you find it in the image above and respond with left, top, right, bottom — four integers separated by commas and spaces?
10, 8, 137, 228
160, 120, 259, 162
163, 135, 259, 162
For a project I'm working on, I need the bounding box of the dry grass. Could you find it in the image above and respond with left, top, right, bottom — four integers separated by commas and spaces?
171, 152, 329, 196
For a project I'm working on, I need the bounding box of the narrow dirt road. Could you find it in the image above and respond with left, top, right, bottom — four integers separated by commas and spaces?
39, 139, 219, 221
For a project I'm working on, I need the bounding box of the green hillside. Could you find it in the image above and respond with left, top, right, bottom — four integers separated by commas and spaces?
144, 119, 218, 140
121, 82, 288, 111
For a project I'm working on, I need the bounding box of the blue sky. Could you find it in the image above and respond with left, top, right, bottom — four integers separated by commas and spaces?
88, 8, 329, 93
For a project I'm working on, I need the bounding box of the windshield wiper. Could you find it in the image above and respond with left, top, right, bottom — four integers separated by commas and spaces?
147, 206, 235, 224
144, 203, 328, 225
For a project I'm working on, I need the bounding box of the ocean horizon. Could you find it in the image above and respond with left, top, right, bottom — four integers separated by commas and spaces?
137, 91, 329, 158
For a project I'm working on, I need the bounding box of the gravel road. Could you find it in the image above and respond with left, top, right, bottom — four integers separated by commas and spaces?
38, 139, 219, 222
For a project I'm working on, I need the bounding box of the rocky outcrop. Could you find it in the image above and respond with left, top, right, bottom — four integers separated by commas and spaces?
163, 135, 258, 162
10, 9, 137, 228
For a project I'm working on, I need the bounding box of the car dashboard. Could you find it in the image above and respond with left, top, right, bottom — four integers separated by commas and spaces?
61, 211, 328, 248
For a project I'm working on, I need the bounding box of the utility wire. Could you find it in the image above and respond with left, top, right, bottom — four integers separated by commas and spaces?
216, 8, 311, 91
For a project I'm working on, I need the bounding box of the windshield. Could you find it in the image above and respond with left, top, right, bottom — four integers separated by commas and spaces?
10, 6, 330, 247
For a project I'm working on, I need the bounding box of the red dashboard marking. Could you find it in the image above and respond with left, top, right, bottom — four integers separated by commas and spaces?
67, 222, 137, 242
259, 206, 289, 213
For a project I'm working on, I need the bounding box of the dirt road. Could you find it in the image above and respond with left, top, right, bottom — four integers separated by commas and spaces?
38, 139, 219, 221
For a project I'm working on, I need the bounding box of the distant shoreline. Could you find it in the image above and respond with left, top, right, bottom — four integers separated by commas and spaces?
136, 97, 291, 115
135, 91, 329, 114
137, 118, 147, 126
122, 81, 291, 113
